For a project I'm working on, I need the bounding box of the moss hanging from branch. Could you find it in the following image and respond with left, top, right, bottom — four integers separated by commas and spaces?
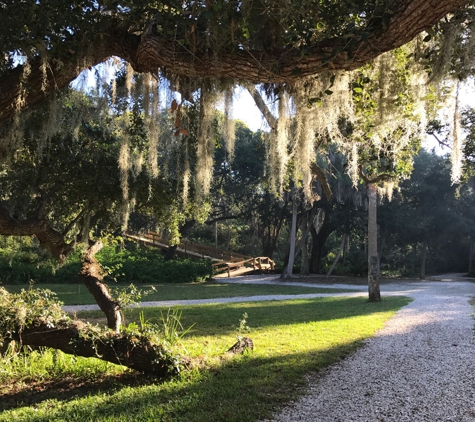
451, 81, 463, 183
265, 90, 290, 196
292, 81, 318, 201
196, 85, 219, 197
224, 86, 236, 163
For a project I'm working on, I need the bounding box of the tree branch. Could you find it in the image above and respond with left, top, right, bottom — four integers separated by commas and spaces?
0, 202, 73, 261
0, 0, 468, 123
245, 85, 277, 129
311, 163, 332, 201
358, 165, 395, 185
430, 132, 452, 148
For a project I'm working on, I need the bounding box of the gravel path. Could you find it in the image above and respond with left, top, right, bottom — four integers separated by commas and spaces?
273, 278, 475, 422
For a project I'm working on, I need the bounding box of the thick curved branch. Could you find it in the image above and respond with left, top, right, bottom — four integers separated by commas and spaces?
358, 165, 395, 185
135, 0, 468, 81
311, 162, 332, 201
0, 202, 73, 261
0, 0, 469, 123
0, 26, 140, 122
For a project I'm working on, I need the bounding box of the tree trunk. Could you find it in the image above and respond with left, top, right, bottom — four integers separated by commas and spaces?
327, 233, 347, 277
77, 242, 123, 332
299, 206, 311, 276
281, 191, 298, 279
300, 235, 310, 275
469, 243, 474, 276
367, 185, 381, 302
12, 319, 188, 377
164, 244, 178, 261
419, 240, 428, 280
310, 224, 331, 274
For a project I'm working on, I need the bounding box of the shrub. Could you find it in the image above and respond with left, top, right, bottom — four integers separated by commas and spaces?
0, 241, 212, 285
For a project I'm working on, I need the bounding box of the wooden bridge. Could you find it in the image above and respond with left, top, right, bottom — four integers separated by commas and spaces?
124, 231, 275, 278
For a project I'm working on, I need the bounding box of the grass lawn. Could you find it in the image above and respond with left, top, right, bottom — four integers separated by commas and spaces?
1, 282, 358, 306
0, 295, 411, 421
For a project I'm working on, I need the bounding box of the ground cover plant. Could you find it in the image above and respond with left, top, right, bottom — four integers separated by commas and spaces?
0, 241, 212, 285
1, 282, 359, 306
0, 296, 411, 421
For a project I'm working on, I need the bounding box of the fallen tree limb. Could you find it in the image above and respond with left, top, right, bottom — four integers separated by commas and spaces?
10, 319, 188, 377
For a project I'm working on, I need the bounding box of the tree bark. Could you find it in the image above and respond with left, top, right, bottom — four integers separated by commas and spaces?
0, 202, 73, 261
469, 243, 474, 276
300, 237, 310, 276
367, 185, 381, 302
310, 224, 331, 274
164, 245, 178, 261
282, 190, 298, 279
12, 320, 187, 377
0, 0, 468, 123
419, 240, 428, 280
77, 242, 123, 332
299, 211, 310, 276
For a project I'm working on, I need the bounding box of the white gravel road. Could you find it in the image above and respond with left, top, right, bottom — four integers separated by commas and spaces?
272, 277, 475, 422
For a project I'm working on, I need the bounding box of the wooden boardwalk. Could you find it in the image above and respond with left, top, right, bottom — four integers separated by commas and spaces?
124, 231, 275, 278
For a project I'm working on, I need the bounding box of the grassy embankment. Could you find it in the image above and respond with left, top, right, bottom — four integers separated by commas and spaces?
0, 293, 411, 421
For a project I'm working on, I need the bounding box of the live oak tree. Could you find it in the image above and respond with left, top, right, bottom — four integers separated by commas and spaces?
1, 0, 473, 267
1, 0, 475, 372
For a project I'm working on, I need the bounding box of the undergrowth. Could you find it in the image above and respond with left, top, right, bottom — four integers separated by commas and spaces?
0, 237, 212, 285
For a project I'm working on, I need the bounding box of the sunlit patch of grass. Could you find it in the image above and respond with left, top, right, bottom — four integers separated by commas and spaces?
0, 296, 411, 421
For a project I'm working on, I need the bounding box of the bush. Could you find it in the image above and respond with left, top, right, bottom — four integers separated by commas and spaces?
97, 245, 212, 284
0, 241, 212, 285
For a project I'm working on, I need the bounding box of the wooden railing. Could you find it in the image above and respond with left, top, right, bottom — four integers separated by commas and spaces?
142, 231, 252, 262
212, 256, 276, 278
126, 231, 275, 278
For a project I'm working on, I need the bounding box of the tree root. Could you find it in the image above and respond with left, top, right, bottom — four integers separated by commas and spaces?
227, 337, 254, 355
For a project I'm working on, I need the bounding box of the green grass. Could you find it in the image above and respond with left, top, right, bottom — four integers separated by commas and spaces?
0, 295, 411, 421
1, 282, 358, 306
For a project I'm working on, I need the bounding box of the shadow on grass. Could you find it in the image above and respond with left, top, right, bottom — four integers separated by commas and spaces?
0, 344, 361, 421
0, 296, 411, 421
0, 372, 157, 412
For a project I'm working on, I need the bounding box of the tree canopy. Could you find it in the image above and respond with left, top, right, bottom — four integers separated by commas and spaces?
0, 0, 472, 122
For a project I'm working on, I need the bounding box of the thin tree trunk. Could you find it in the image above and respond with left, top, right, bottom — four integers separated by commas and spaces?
282, 190, 298, 279
419, 240, 428, 280
367, 185, 381, 302
327, 233, 347, 277
469, 243, 474, 275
